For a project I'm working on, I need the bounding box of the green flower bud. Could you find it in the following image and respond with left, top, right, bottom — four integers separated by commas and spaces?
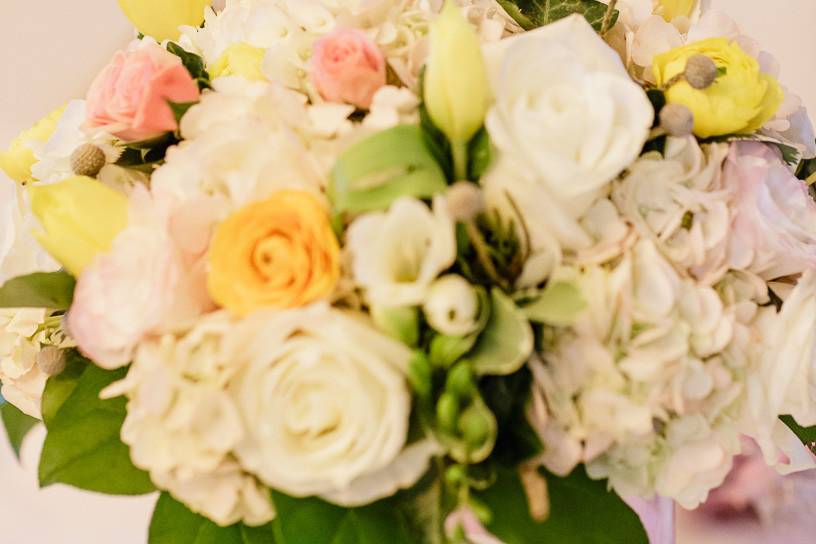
437, 392, 461, 433
459, 403, 492, 447
408, 352, 433, 398
446, 362, 475, 399
445, 464, 467, 487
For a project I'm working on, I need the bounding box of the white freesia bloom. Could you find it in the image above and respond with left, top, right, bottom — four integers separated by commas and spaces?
102, 312, 275, 526
231, 304, 435, 505
483, 15, 653, 215
423, 274, 480, 336
347, 196, 456, 307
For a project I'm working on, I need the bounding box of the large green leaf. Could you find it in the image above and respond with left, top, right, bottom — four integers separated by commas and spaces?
38, 364, 155, 495
781, 415, 816, 449
477, 465, 648, 544
469, 289, 534, 376
330, 125, 448, 214
521, 281, 587, 326
495, 0, 617, 32
41, 349, 88, 428
149, 493, 274, 544
1, 401, 39, 459
0, 271, 75, 309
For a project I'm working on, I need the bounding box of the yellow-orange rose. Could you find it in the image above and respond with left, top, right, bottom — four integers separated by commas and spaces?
208, 190, 340, 315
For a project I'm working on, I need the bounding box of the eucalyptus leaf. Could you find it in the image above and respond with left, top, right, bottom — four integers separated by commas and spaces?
495, 0, 617, 32
149, 493, 276, 544
330, 125, 448, 213
1, 401, 39, 459
0, 272, 75, 309
522, 281, 587, 326
38, 364, 155, 495
476, 465, 648, 544
469, 289, 534, 376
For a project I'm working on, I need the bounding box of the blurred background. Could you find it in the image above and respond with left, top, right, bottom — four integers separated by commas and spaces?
1, 1, 814, 542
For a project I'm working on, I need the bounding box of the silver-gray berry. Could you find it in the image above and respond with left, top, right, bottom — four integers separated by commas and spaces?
36, 346, 67, 376
447, 181, 485, 222
70, 143, 107, 177
660, 104, 695, 137
684, 54, 718, 90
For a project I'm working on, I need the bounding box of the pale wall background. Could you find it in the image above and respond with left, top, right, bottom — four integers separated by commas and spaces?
0, 1, 815, 543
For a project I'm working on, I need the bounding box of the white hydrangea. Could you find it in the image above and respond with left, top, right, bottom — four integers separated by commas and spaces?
613, 138, 731, 285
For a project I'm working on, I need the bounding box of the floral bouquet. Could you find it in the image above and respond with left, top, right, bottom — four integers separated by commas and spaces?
2, 0, 816, 542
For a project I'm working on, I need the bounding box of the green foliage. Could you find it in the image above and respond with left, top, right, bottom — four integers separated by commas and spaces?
469, 289, 534, 376
168, 101, 198, 123
330, 125, 448, 214
496, 0, 617, 32
167, 42, 212, 90
371, 305, 420, 347
1, 401, 39, 459
38, 362, 155, 495
0, 271, 75, 309
781, 415, 816, 451
706, 133, 802, 167
521, 281, 587, 326
481, 367, 543, 465
468, 128, 493, 181
149, 493, 275, 544
41, 349, 87, 428
476, 465, 648, 544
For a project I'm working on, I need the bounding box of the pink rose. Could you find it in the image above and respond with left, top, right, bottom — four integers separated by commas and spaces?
725, 142, 816, 279
310, 28, 386, 109
86, 42, 200, 142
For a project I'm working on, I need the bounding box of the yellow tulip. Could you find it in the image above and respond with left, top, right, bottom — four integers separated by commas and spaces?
654, 38, 783, 138
29, 176, 129, 276
210, 43, 267, 81
208, 190, 340, 316
425, 0, 489, 179
656, 0, 696, 22
118, 0, 212, 43
0, 105, 65, 184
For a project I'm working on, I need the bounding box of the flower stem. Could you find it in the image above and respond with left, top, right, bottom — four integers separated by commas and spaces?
601, 0, 618, 36
466, 220, 509, 291
452, 140, 469, 181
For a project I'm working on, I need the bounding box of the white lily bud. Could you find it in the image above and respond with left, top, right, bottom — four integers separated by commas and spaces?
423, 275, 480, 337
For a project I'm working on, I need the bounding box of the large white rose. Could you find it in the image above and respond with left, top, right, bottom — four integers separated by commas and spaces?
483, 15, 653, 215
347, 196, 456, 307
231, 304, 437, 505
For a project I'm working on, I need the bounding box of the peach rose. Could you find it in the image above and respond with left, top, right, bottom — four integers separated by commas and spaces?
310, 28, 386, 110
86, 41, 200, 142
207, 190, 340, 316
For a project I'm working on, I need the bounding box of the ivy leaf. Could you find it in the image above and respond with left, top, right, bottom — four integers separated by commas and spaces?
148, 493, 275, 544
38, 364, 155, 495
521, 281, 587, 326
495, 0, 617, 32
781, 415, 816, 451
469, 289, 534, 376
476, 465, 649, 544
1, 401, 39, 459
0, 272, 75, 309
330, 125, 448, 214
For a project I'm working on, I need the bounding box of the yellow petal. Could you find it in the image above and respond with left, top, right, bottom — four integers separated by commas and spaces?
118, 0, 212, 43
0, 104, 66, 183
657, 0, 696, 22
210, 43, 267, 81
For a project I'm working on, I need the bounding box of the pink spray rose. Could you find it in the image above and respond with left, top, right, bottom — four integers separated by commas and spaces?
725, 142, 816, 279
310, 28, 386, 109
86, 41, 200, 142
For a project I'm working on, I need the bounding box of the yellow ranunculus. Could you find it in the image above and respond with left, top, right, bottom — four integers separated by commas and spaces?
0, 105, 65, 184
653, 38, 784, 138
425, 0, 489, 178
29, 176, 129, 276
118, 0, 212, 43
210, 43, 267, 81
656, 0, 696, 22
208, 190, 340, 316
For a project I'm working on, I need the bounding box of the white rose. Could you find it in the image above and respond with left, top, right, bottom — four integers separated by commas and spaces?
231, 304, 436, 505
347, 196, 456, 307
423, 274, 480, 337
0, 309, 50, 418
483, 15, 653, 213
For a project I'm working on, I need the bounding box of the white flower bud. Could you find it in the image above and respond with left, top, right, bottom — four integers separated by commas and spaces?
70, 143, 107, 177
684, 54, 718, 90
447, 181, 484, 222
423, 275, 480, 337
660, 104, 695, 137
36, 346, 66, 376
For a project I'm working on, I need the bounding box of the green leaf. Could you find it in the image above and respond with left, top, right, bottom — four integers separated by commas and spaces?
781, 415, 816, 450
166, 42, 212, 89
168, 101, 198, 123
477, 465, 648, 544
330, 125, 448, 214
706, 133, 803, 167
371, 305, 420, 347
0, 272, 75, 309
469, 289, 534, 376
521, 281, 587, 326
271, 492, 419, 544
41, 350, 88, 428
38, 364, 155, 495
1, 401, 39, 459
149, 493, 243, 544
468, 128, 493, 181
495, 0, 617, 32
